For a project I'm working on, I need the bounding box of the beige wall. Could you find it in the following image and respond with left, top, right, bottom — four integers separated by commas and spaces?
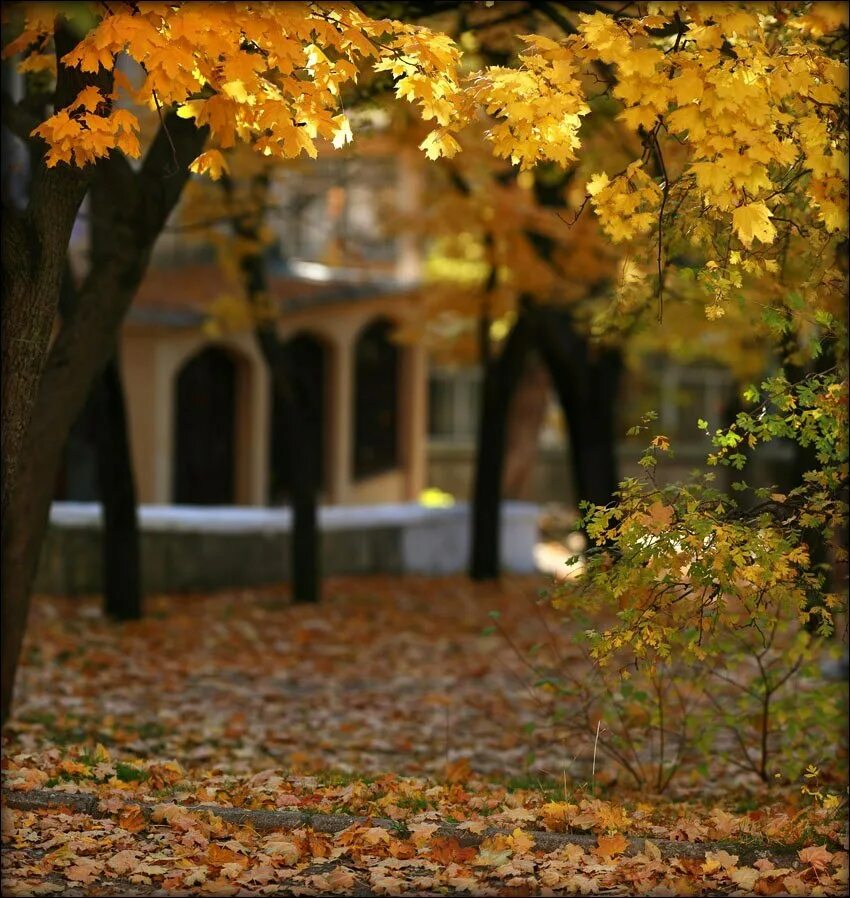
121, 294, 426, 507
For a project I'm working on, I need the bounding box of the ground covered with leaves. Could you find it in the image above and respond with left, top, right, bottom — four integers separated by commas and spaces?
2, 577, 847, 895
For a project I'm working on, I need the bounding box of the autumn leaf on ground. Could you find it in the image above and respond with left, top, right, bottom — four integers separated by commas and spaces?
408, 822, 439, 846
642, 839, 662, 862
428, 836, 476, 865
206, 843, 249, 868
106, 849, 141, 875
262, 837, 301, 865
324, 867, 358, 890
65, 859, 103, 883
729, 866, 760, 890
117, 804, 146, 832
798, 844, 834, 870
702, 849, 739, 873
507, 827, 535, 853
443, 757, 472, 783
595, 832, 630, 859
541, 801, 577, 832
455, 819, 488, 835
473, 846, 513, 867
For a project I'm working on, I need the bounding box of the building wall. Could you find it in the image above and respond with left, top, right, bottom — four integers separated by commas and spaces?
423, 359, 795, 507
120, 293, 426, 508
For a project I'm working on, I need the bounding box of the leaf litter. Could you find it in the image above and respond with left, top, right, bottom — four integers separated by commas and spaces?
2, 576, 847, 895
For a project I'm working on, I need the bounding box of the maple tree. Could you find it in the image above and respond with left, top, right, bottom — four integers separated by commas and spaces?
376, 1, 848, 587
400, 133, 626, 579
473, 3, 850, 670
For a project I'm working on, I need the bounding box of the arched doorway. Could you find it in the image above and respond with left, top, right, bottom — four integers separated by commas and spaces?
173, 346, 238, 505
268, 332, 327, 503
353, 318, 399, 480
54, 395, 100, 501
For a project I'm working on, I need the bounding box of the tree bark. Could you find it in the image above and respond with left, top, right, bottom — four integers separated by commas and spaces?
469, 312, 533, 580
257, 330, 321, 604
57, 263, 141, 621
1, 24, 109, 550
0, 114, 207, 724
220, 172, 321, 604
94, 352, 142, 621
503, 355, 550, 500
531, 305, 622, 511
0, 25, 116, 726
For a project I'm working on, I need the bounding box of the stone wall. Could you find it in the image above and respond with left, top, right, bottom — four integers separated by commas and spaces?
34, 502, 539, 595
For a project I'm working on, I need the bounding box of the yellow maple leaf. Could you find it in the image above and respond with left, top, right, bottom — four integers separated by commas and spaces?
732, 201, 776, 246
729, 866, 760, 890
507, 828, 535, 853
331, 114, 353, 149
189, 149, 230, 181
70, 85, 104, 112
419, 129, 461, 161
586, 172, 610, 197
673, 68, 704, 105
702, 849, 739, 873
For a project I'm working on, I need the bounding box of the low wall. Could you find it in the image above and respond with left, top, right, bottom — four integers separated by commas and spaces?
34, 501, 540, 595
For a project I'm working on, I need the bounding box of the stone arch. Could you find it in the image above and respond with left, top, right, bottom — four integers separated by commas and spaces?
172, 343, 252, 505
268, 330, 332, 503
352, 316, 401, 481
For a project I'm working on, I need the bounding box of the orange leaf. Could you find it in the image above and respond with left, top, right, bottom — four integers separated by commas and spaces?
206, 844, 249, 868
798, 844, 833, 870
444, 757, 472, 783
429, 837, 477, 865
117, 805, 147, 833
595, 832, 630, 859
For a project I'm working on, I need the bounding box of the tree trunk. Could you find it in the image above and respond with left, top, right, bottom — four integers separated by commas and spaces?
257, 329, 321, 604
532, 306, 622, 511
1, 25, 109, 537
503, 355, 550, 500
0, 115, 207, 725
0, 27, 118, 726
220, 172, 321, 604
470, 312, 533, 580
57, 264, 141, 622
94, 353, 142, 621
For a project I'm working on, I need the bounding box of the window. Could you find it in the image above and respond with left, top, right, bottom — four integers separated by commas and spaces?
658, 363, 734, 441
353, 319, 399, 479
427, 367, 481, 443
274, 157, 398, 266
54, 397, 100, 502
173, 346, 237, 505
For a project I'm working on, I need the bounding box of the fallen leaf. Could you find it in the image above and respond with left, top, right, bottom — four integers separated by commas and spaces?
428, 837, 476, 865
729, 866, 760, 890
106, 849, 141, 875
408, 822, 439, 846
798, 844, 833, 870
702, 849, 739, 873
595, 833, 630, 859
66, 859, 102, 883
117, 805, 146, 833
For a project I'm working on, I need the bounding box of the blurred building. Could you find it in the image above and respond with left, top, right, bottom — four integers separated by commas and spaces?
58, 151, 430, 508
